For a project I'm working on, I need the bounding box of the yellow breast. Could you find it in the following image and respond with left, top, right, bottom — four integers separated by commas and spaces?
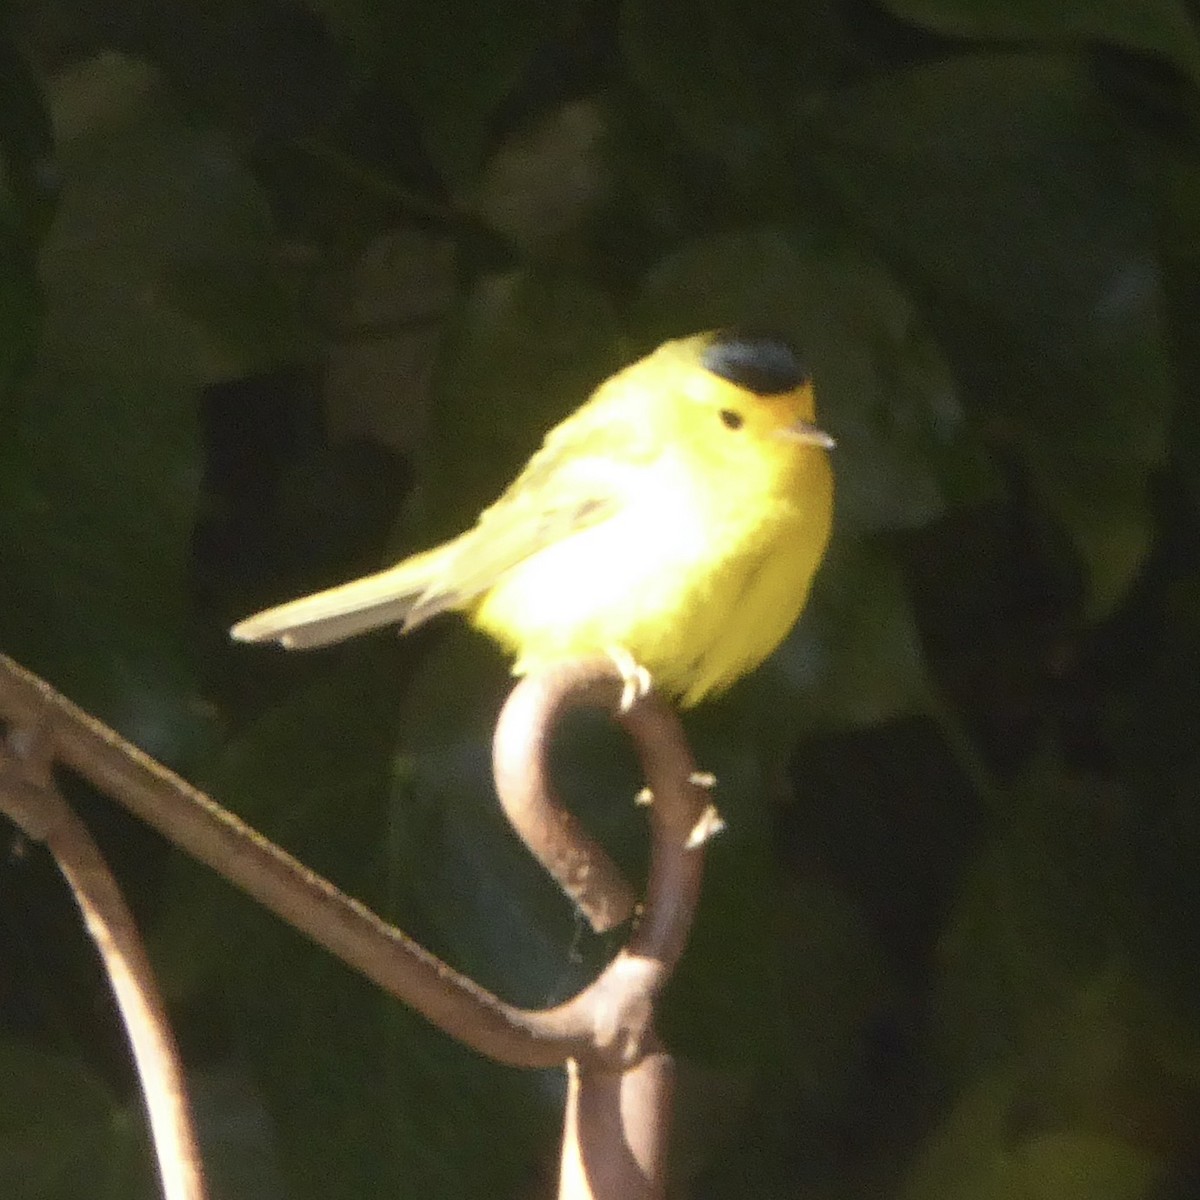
471, 444, 832, 706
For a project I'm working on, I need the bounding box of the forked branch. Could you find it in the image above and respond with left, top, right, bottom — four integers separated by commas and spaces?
0, 652, 719, 1199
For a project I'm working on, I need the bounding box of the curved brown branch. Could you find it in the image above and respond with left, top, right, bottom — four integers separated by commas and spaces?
559, 1053, 674, 1200
0, 654, 571, 1067
0, 728, 207, 1200
0, 653, 716, 1198
491, 658, 715, 1199
493, 665, 637, 932
0, 652, 715, 1075
492, 657, 718, 1066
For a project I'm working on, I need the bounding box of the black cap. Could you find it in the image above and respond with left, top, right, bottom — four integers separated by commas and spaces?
701, 330, 809, 395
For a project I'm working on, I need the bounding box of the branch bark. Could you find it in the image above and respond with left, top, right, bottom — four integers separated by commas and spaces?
0, 728, 206, 1200
0, 652, 720, 1198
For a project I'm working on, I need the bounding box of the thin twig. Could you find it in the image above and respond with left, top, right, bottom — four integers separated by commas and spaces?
0, 731, 206, 1200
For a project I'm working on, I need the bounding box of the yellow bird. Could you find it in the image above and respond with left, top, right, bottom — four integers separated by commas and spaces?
231, 330, 834, 707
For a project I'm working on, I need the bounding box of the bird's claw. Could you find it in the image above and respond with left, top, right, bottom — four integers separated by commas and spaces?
607, 646, 653, 712
686, 804, 726, 849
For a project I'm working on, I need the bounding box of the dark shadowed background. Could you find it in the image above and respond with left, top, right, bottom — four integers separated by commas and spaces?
2, 0, 1200, 1196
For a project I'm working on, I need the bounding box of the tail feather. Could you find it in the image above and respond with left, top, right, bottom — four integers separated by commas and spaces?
230, 545, 455, 649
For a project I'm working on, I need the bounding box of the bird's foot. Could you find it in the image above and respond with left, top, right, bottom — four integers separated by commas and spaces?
606, 645, 653, 713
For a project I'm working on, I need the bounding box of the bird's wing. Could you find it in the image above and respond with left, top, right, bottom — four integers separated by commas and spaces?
401, 408, 653, 629
231, 397, 655, 647
229, 544, 454, 647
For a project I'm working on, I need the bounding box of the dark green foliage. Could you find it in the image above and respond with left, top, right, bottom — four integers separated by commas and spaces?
2, 0, 1200, 1196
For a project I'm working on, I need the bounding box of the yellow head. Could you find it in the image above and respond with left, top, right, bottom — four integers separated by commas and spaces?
603, 329, 833, 490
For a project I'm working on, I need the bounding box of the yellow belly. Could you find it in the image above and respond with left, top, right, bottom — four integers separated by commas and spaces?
470, 460, 831, 706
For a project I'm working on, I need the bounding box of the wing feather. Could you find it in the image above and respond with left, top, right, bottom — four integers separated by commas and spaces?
404, 404, 654, 625
232, 390, 656, 648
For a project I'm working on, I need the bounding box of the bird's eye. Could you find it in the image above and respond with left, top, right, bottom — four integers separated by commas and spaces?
719, 408, 745, 430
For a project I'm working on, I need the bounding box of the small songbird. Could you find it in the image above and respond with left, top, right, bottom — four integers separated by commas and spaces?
231, 330, 835, 707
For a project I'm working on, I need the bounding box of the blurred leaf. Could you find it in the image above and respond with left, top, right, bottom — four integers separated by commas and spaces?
394, 0, 564, 188
1158, 159, 1200, 512
161, 0, 348, 141
776, 534, 934, 730
0, 1042, 154, 1200
878, 0, 1200, 86
154, 643, 410, 994
667, 874, 890, 1193
324, 0, 565, 187
810, 53, 1169, 443
637, 224, 997, 535
0, 24, 54, 400
324, 229, 456, 455
930, 756, 1200, 1084
668, 866, 888, 1071
934, 766, 1116, 1076
418, 268, 624, 537
903, 1064, 1165, 1200
0, 229, 40, 402
164, 237, 316, 379
811, 52, 1172, 614
1021, 971, 1200, 1153
0, 52, 303, 754
473, 98, 612, 255
222, 899, 555, 1200
189, 1064, 287, 1200
1034, 454, 1154, 620
0, 21, 57, 238
908, 969, 1200, 1199
621, 0, 845, 174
